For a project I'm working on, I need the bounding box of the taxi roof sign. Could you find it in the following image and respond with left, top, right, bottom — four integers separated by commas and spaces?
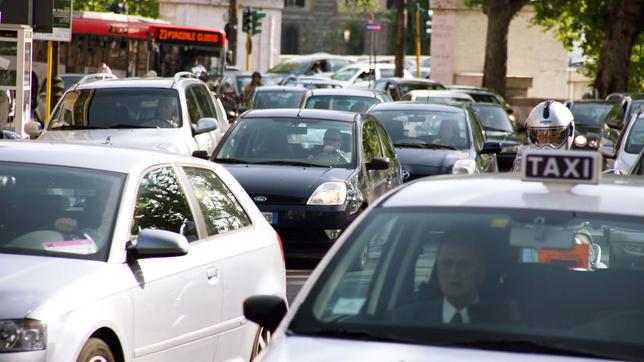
521, 149, 600, 185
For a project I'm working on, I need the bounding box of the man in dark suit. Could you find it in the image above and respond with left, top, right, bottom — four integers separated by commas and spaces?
394, 234, 515, 325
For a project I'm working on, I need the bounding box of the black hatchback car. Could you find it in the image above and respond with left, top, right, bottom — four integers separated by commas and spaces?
368, 102, 500, 181
471, 103, 524, 171
564, 100, 617, 150
211, 109, 402, 257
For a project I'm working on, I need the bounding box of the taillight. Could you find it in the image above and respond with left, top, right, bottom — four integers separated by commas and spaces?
275, 229, 285, 267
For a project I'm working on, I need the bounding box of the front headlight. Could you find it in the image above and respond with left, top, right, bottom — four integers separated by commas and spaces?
307, 182, 347, 205
452, 159, 477, 175
574, 135, 588, 148
0, 319, 46, 352
588, 139, 598, 148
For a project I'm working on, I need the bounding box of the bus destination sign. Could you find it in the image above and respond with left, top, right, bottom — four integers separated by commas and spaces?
156, 27, 223, 46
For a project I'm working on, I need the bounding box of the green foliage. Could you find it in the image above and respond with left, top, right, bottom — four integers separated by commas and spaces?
531, 0, 644, 93
74, 0, 160, 19
339, 0, 380, 15
321, 20, 366, 54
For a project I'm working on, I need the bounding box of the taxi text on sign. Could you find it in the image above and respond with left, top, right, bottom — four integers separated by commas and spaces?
521, 149, 600, 185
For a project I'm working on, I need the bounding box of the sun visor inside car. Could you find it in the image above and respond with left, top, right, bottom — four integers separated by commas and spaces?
509, 222, 576, 250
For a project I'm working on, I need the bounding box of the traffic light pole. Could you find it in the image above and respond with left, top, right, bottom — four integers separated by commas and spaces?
415, 5, 421, 78
246, 31, 251, 71
46, 41, 53, 121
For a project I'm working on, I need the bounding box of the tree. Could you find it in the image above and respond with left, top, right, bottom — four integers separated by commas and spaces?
532, 0, 644, 97
394, 0, 407, 77
74, 0, 160, 18
468, 0, 529, 98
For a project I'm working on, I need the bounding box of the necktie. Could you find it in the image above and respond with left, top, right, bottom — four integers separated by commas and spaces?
450, 311, 463, 325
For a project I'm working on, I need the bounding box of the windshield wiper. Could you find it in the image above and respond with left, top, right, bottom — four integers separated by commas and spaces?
293, 328, 410, 344
395, 143, 458, 150
212, 157, 254, 164
108, 124, 156, 129
447, 338, 617, 359
54, 125, 108, 130
484, 126, 512, 133
254, 160, 325, 167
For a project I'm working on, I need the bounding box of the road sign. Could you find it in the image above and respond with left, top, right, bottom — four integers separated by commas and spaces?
365, 22, 383, 32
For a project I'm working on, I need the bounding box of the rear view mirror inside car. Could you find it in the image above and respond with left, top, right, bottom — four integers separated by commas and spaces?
509, 220, 576, 250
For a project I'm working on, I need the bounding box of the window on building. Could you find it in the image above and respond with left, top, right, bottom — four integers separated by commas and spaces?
285, 0, 305, 7
282, 25, 299, 54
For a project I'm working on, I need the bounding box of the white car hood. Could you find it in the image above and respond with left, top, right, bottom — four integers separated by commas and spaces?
39, 128, 193, 155
259, 336, 609, 362
0, 253, 119, 319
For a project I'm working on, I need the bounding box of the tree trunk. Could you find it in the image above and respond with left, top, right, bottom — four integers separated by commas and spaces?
595, 0, 644, 98
481, 0, 528, 98
394, 0, 407, 77
225, 0, 238, 65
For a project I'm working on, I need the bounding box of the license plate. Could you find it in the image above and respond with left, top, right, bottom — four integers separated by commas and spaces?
262, 211, 278, 225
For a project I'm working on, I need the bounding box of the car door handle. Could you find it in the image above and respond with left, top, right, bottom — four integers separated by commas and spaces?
206, 266, 219, 283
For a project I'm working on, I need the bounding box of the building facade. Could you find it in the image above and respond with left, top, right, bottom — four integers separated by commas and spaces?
159, 0, 283, 72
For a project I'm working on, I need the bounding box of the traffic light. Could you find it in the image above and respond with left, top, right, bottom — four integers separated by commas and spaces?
251, 10, 266, 36
426, 9, 433, 35
242, 7, 252, 33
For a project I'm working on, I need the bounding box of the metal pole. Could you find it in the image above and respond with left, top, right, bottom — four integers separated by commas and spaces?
415, 5, 421, 78
46, 41, 53, 121
246, 31, 251, 71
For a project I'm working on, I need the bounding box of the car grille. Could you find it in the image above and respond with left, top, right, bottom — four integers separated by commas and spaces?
250, 194, 307, 205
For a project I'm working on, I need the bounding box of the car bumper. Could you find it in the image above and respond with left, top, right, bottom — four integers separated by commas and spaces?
257, 203, 359, 257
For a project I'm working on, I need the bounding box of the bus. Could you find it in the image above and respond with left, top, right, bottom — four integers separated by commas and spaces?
33, 11, 227, 81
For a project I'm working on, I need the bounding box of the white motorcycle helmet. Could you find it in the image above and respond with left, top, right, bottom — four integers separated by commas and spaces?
525, 100, 575, 149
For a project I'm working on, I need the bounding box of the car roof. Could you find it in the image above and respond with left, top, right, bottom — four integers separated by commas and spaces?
306, 88, 385, 97
282, 53, 352, 63
369, 101, 465, 112
241, 108, 359, 122
379, 173, 644, 217
0, 140, 213, 174
408, 90, 474, 99
470, 102, 506, 109
379, 77, 442, 85
72, 77, 198, 90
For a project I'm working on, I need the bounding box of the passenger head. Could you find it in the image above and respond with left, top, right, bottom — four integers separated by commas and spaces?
436, 233, 487, 309
439, 120, 459, 140
323, 128, 343, 148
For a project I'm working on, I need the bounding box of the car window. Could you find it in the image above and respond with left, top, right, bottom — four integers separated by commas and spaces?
221, 75, 235, 93
570, 103, 613, 128
304, 95, 379, 112
469, 93, 499, 103
330, 58, 351, 72
605, 102, 626, 129
131, 166, 198, 242
472, 105, 514, 132
215, 117, 356, 168
291, 207, 644, 360
185, 87, 202, 126
399, 83, 445, 95
625, 118, 644, 155
183, 167, 251, 236
362, 120, 383, 161
373, 118, 396, 159
253, 89, 306, 109
0, 162, 124, 261
468, 109, 485, 150
190, 84, 217, 119
331, 67, 360, 81
379, 68, 395, 78
369, 109, 469, 148
48, 88, 183, 130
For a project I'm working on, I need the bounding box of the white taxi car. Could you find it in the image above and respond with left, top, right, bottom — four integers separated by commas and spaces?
245, 149, 644, 362
0, 141, 285, 362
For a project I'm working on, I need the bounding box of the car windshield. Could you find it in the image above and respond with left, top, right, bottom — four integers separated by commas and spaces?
331, 68, 360, 81
236, 75, 275, 92
289, 207, 644, 361
268, 61, 309, 75
570, 103, 613, 128
369, 109, 470, 148
304, 95, 379, 113
472, 105, 514, 132
400, 83, 445, 95
0, 162, 124, 261
469, 93, 499, 103
625, 118, 644, 155
253, 89, 306, 109
215, 117, 356, 168
48, 88, 182, 130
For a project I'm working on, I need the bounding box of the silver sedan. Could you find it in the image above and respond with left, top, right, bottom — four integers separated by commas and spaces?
0, 141, 286, 362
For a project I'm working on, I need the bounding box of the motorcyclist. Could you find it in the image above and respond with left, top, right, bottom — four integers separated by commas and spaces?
513, 100, 575, 171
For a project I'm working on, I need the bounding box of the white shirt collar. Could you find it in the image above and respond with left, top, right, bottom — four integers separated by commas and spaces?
442, 296, 478, 324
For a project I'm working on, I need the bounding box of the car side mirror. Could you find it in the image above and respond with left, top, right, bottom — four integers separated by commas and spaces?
237, 106, 249, 114
192, 150, 209, 159
24, 121, 43, 138
481, 141, 502, 154
366, 156, 390, 170
598, 144, 616, 159
193, 117, 218, 135
243, 295, 288, 333
128, 229, 189, 260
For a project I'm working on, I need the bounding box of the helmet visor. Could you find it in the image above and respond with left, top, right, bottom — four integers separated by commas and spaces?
527, 126, 569, 148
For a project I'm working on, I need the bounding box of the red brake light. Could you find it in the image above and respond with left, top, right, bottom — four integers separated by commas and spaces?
275, 229, 285, 266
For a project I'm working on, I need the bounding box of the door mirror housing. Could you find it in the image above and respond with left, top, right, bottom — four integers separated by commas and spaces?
366, 157, 390, 170
481, 141, 502, 154
128, 229, 189, 260
24, 121, 43, 138
243, 295, 288, 333
193, 117, 218, 135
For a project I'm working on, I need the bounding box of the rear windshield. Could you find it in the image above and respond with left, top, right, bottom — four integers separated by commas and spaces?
305, 95, 379, 113
253, 89, 306, 109
472, 105, 514, 132
290, 207, 644, 361
48, 88, 182, 130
